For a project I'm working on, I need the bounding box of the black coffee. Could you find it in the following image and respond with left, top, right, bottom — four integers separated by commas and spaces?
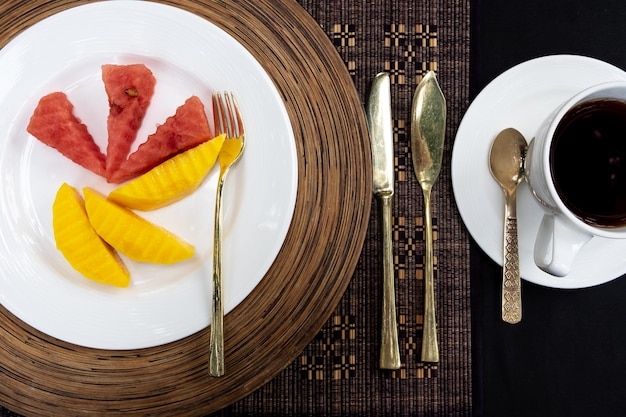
550, 99, 626, 228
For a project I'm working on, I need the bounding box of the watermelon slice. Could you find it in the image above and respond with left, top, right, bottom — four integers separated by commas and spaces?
108, 95, 213, 183
102, 64, 156, 178
27, 92, 106, 177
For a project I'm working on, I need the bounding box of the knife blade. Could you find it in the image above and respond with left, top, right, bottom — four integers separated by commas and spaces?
366, 72, 401, 370
411, 70, 446, 363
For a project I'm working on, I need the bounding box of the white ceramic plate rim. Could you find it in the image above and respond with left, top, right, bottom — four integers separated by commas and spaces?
452, 54, 626, 289
0, 1, 297, 348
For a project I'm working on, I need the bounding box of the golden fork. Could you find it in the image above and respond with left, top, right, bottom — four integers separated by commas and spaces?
209, 92, 245, 377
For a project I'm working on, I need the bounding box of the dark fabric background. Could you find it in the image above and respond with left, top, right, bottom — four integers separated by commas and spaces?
471, 0, 626, 416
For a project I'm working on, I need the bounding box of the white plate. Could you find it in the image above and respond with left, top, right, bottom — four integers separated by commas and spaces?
452, 55, 626, 289
0, 1, 297, 348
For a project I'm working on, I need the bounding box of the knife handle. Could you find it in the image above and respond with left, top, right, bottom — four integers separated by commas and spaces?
379, 193, 401, 370
421, 188, 439, 363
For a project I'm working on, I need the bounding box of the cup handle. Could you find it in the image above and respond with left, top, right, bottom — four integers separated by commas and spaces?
533, 213, 593, 277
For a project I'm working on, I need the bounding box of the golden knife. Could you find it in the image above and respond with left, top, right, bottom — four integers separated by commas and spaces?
367, 72, 401, 370
411, 71, 446, 363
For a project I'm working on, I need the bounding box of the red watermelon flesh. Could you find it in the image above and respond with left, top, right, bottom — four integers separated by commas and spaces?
102, 64, 156, 178
27, 92, 106, 177
107, 95, 213, 183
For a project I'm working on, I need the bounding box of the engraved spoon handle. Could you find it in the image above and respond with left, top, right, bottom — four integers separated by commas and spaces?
502, 192, 522, 324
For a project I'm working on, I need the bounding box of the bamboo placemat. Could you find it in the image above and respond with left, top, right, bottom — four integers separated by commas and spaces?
0, 0, 471, 415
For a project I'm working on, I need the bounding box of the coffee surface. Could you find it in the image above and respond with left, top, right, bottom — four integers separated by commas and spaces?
550, 99, 626, 227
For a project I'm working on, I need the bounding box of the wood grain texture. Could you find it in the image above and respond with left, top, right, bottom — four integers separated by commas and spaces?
0, 0, 371, 415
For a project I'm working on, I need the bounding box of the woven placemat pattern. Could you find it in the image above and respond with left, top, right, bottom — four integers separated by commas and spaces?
213, 0, 472, 415
0, 0, 470, 415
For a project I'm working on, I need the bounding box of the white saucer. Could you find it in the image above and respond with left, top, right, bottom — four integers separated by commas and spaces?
452, 55, 626, 289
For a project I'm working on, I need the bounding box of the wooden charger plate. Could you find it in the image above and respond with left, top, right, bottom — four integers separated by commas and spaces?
0, 0, 371, 415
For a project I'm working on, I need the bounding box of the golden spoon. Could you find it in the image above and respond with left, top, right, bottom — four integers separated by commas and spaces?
488, 128, 527, 324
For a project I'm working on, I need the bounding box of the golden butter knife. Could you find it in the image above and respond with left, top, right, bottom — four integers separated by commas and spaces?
411, 71, 446, 363
367, 72, 401, 370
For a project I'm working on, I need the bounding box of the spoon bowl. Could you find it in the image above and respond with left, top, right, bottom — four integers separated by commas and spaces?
490, 128, 526, 192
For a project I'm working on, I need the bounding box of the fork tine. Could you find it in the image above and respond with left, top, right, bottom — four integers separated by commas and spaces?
213, 94, 225, 136
228, 94, 244, 138
222, 93, 233, 138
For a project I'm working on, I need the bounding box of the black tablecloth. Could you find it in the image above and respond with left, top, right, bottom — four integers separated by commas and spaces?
472, 0, 626, 416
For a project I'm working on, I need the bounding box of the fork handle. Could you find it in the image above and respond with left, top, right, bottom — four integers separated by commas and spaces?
209, 176, 226, 377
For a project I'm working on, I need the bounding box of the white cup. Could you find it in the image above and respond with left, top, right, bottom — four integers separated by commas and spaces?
526, 81, 626, 277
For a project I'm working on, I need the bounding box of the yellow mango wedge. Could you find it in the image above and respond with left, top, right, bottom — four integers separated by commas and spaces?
52, 183, 130, 287
83, 187, 194, 264
108, 133, 226, 211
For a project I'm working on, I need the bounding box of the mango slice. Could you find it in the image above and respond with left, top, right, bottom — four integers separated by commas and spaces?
52, 183, 130, 287
108, 134, 226, 211
83, 187, 194, 264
